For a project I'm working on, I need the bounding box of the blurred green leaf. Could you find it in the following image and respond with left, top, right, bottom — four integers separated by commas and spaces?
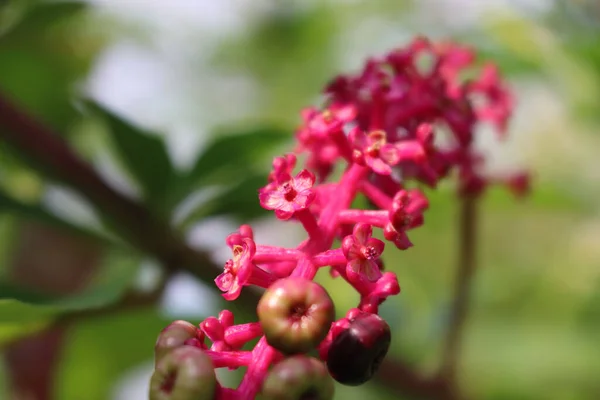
0, 187, 109, 241
173, 125, 288, 202
0, 250, 139, 324
0, 0, 94, 131
178, 173, 268, 229
55, 308, 174, 400
87, 101, 175, 212
0, 0, 32, 36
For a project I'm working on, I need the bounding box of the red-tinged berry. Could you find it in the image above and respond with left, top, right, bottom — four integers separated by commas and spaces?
260, 355, 335, 400
154, 320, 198, 365
149, 346, 216, 400
326, 312, 391, 386
257, 277, 335, 354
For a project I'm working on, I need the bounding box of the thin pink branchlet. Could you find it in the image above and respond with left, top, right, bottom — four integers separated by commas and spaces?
150, 37, 529, 400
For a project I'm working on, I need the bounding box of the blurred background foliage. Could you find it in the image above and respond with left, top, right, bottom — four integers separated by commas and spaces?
0, 0, 599, 399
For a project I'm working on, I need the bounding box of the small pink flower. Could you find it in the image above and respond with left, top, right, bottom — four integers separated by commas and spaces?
297, 104, 356, 143
384, 189, 428, 250
501, 171, 530, 198
267, 154, 297, 186
215, 238, 256, 300
350, 129, 400, 175
259, 169, 316, 220
342, 223, 384, 281
225, 225, 254, 248
470, 64, 513, 135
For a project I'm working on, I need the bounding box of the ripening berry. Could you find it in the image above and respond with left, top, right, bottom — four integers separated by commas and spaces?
149, 346, 216, 400
154, 320, 198, 365
260, 355, 335, 400
326, 312, 391, 386
257, 277, 335, 354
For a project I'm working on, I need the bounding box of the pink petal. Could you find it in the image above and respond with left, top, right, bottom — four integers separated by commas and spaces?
274, 208, 295, 220
365, 238, 385, 256
226, 233, 243, 248
236, 261, 253, 286
367, 156, 392, 175
353, 223, 372, 245
346, 259, 364, 276
341, 235, 359, 259
222, 279, 242, 301
348, 126, 367, 149
364, 260, 382, 281
379, 144, 400, 166
333, 104, 357, 121
259, 191, 285, 210
293, 190, 315, 210
393, 231, 413, 250
294, 169, 316, 191
240, 238, 256, 260
215, 272, 233, 292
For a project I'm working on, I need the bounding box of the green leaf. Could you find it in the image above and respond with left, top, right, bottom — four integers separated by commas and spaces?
0, 187, 109, 242
174, 125, 288, 202
55, 308, 176, 400
0, 250, 139, 325
179, 173, 268, 229
85, 101, 175, 211
0, 0, 93, 131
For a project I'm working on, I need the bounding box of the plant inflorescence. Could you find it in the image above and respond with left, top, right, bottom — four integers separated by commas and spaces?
149, 36, 528, 400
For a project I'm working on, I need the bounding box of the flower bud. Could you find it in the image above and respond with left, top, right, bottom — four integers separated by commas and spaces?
149, 346, 216, 400
326, 312, 391, 386
260, 355, 334, 400
257, 277, 335, 354
155, 321, 198, 365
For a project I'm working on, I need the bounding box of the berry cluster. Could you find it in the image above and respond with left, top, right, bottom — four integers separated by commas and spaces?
149, 37, 527, 400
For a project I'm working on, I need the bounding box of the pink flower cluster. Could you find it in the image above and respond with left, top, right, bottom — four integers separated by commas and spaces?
176, 37, 528, 399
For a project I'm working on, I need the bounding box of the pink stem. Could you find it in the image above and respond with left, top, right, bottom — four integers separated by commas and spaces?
295, 208, 322, 241
248, 266, 277, 288
320, 164, 369, 240
330, 130, 353, 161
254, 246, 303, 263
205, 350, 253, 368
312, 249, 346, 267
290, 256, 318, 279
224, 323, 263, 349
360, 180, 393, 209
337, 209, 388, 227
237, 337, 277, 397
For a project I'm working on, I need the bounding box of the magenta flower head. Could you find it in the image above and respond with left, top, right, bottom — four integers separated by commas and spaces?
150, 37, 527, 400
214, 238, 256, 301
259, 169, 316, 220
342, 223, 384, 282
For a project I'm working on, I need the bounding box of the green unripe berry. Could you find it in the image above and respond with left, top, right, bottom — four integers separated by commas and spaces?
257, 278, 335, 354
260, 355, 334, 400
149, 346, 216, 400
154, 320, 198, 365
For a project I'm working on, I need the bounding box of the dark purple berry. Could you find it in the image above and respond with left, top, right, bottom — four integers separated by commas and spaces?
261, 355, 335, 400
154, 320, 198, 365
149, 346, 216, 400
326, 312, 391, 386
257, 277, 335, 354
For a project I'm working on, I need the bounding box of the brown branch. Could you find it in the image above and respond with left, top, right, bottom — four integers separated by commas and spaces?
376, 358, 462, 400
0, 92, 218, 284
440, 195, 478, 381
0, 91, 458, 399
